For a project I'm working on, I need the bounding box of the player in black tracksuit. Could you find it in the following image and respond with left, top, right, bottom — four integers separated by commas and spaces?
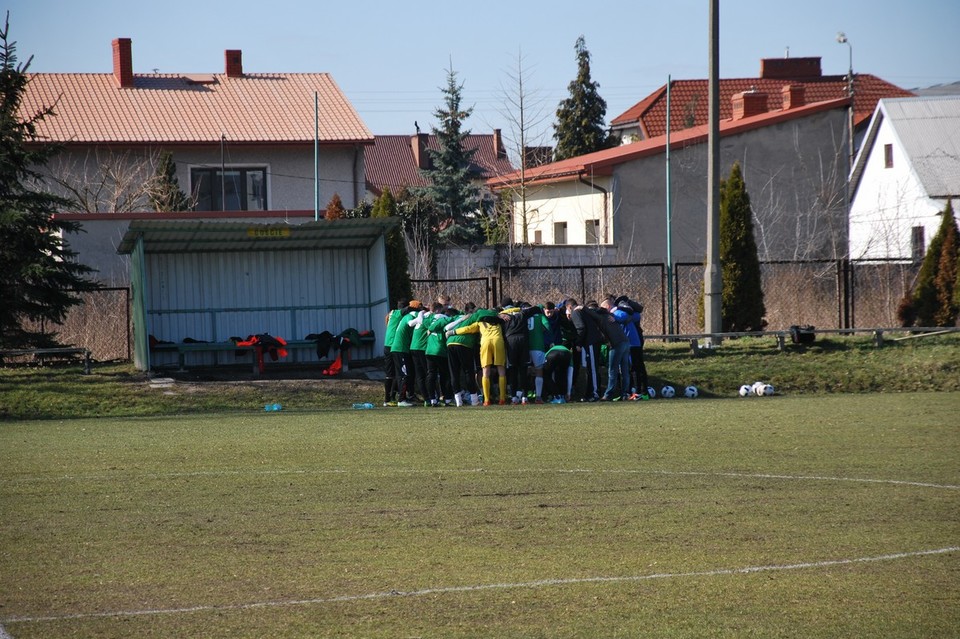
567, 300, 603, 401
500, 299, 543, 404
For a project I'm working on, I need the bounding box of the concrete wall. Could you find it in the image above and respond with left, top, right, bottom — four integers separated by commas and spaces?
613, 108, 850, 264
506, 108, 850, 266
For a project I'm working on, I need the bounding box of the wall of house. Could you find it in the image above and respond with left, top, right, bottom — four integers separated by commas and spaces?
512, 178, 612, 246
849, 122, 944, 260
174, 144, 365, 211
612, 108, 850, 264
41, 143, 365, 214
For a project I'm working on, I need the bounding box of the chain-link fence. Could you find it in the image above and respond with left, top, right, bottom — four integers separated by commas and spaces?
20, 288, 130, 362
424, 258, 928, 333
14, 259, 931, 366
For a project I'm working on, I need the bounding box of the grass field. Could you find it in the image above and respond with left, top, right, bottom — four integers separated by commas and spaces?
1, 393, 957, 638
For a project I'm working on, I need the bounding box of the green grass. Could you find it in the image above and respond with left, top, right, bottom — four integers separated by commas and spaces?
2, 333, 959, 420
1, 394, 958, 637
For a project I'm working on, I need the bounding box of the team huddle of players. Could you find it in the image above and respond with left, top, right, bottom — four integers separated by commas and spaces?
382, 294, 649, 407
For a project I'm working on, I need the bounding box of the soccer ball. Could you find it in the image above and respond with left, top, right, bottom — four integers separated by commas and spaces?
762, 383, 775, 396
752, 381, 766, 396
738, 384, 752, 397
684, 385, 698, 398
646, 386, 657, 399
661, 385, 676, 398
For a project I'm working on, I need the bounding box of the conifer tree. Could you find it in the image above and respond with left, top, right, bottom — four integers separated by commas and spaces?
913, 199, 959, 326
0, 15, 98, 348
149, 151, 190, 212
422, 64, 482, 246
553, 36, 617, 161
323, 193, 346, 220
719, 161, 765, 332
371, 188, 412, 303
934, 217, 958, 326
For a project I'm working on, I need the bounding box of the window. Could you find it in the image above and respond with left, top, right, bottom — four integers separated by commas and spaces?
585, 219, 600, 244
534, 230, 542, 245
554, 222, 567, 245
911, 226, 925, 261
191, 167, 267, 211
884, 144, 894, 169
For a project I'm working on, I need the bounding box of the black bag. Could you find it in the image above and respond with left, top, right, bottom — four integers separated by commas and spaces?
789, 325, 816, 344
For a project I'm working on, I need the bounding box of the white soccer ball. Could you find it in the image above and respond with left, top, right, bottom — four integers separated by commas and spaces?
752, 381, 766, 396
739, 384, 752, 397
684, 385, 698, 398
762, 383, 775, 396
646, 386, 657, 399
661, 385, 676, 398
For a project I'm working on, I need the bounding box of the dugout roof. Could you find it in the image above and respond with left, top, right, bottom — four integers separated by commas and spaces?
117, 218, 399, 255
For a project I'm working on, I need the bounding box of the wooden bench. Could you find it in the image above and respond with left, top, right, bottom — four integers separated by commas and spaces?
0, 347, 93, 374
151, 332, 376, 375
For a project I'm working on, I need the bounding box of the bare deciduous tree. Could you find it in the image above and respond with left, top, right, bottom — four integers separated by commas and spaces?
43, 148, 195, 213
491, 47, 552, 247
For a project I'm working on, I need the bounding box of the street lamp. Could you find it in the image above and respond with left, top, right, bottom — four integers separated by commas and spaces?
836, 32, 854, 169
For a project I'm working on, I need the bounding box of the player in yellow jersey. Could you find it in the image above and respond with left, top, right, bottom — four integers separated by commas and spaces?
449, 309, 507, 405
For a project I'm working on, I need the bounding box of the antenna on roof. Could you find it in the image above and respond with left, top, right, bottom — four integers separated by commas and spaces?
785, 46, 790, 58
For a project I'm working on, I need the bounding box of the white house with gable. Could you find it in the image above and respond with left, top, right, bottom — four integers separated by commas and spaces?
849, 96, 960, 260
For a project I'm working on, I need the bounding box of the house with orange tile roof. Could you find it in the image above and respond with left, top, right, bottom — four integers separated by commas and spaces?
610, 56, 913, 154
364, 129, 515, 200
23, 38, 373, 214
489, 89, 852, 263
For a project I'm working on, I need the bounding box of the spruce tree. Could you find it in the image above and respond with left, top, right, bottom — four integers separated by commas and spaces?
422, 64, 482, 246
913, 199, 958, 326
719, 162, 766, 332
553, 36, 616, 161
149, 151, 190, 212
371, 188, 412, 303
0, 16, 98, 348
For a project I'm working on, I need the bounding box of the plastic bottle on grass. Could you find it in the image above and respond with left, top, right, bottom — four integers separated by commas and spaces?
352, 402, 375, 410
264, 403, 282, 412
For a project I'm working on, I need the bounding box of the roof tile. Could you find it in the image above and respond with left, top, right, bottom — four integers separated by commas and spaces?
365, 134, 515, 193
612, 74, 913, 136
23, 72, 373, 144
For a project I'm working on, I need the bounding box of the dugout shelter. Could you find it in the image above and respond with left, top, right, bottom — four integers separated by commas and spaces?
117, 218, 396, 372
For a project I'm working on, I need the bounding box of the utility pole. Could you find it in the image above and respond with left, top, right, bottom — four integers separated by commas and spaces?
837, 32, 855, 175
704, 0, 722, 344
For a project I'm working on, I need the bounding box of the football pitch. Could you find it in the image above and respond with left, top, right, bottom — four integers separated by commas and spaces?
1, 393, 958, 638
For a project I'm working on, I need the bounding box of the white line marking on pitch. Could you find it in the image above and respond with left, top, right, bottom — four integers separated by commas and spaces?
4, 467, 959, 490
3, 546, 956, 625
0, 622, 14, 639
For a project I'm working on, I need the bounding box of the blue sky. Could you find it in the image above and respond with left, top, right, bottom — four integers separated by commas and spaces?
7, 0, 959, 146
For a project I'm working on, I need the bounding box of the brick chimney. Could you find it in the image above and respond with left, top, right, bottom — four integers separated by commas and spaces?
732, 90, 768, 120
112, 38, 134, 88
411, 132, 430, 169
781, 84, 805, 110
225, 50, 243, 77
493, 128, 506, 159
760, 56, 822, 80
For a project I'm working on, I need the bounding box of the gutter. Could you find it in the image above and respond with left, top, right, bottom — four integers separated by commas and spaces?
578, 175, 609, 243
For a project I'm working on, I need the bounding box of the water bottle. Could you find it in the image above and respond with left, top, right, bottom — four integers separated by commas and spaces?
265, 402, 282, 412
352, 402, 375, 410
